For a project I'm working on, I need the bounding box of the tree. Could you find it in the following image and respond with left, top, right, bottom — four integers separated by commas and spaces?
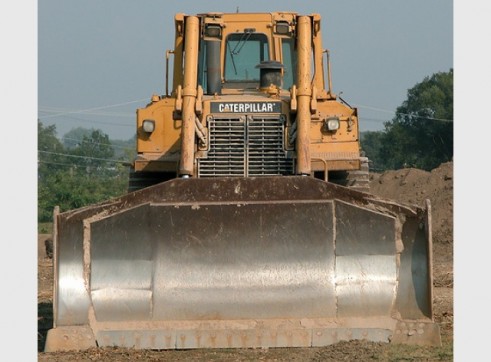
38, 121, 68, 221
378, 69, 453, 171
38, 122, 129, 222
62, 126, 95, 149
70, 129, 115, 176
360, 131, 384, 171
65, 129, 127, 202
38, 120, 65, 174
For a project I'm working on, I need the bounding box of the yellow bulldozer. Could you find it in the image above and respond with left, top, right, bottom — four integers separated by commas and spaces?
45, 12, 441, 351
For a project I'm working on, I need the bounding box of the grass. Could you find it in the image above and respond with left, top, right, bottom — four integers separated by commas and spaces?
38, 222, 53, 234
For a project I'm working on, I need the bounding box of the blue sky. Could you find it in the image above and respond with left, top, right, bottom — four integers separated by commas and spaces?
37, 0, 453, 140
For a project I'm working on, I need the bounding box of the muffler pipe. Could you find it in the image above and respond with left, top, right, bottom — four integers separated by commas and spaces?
206, 39, 222, 95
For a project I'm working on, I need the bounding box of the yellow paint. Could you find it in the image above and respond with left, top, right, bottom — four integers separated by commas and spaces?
134, 12, 362, 176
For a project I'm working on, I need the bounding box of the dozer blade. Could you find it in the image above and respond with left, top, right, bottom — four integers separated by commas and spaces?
44, 177, 441, 351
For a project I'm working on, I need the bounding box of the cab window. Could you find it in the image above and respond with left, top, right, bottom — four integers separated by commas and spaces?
224, 32, 269, 84
281, 38, 297, 90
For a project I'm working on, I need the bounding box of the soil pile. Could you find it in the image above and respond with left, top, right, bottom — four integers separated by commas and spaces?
369, 161, 453, 244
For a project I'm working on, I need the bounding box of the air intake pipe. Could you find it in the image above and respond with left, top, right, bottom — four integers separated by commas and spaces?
295, 16, 312, 175
179, 16, 200, 177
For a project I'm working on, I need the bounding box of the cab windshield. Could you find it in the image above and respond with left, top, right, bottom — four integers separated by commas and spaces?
224, 32, 269, 83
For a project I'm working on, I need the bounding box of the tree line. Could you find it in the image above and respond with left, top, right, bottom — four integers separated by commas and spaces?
361, 69, 453, 172
37, 122, 134, 222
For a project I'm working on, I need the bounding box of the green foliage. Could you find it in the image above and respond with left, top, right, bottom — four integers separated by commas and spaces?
70, 129, 115, 176
38, 120, 66, 175
37, 122, 131, 222
361, 69, 453, 171
38, 222, 53, 234
360, 131, 384, 171
109, 135, 137, 160
62, 127, 95, 148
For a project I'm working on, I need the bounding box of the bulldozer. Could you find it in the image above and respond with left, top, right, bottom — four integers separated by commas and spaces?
44, 12, 441, 351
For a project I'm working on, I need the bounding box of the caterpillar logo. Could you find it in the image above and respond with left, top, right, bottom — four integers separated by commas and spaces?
211, 102, 281, 113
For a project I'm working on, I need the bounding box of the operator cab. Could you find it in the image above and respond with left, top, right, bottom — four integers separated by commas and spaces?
198, 26, 297, 94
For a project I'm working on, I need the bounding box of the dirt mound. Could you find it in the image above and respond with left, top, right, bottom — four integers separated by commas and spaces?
369, 161, 453, 244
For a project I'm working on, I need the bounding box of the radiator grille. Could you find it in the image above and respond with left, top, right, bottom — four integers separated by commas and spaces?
198, 116, 293, 177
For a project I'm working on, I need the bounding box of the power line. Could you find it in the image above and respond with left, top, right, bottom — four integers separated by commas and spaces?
38, 98, 148, 120
38, 160, 87, 168
355, 104, 453, 123
359, 116, 390, 124
39, 97, 453, 124
38, 150, 131, 165
354, 104, 398, 115
39, 109, 135, 118
61, 136, 135, 150
38, 160, 129, 173
41, 113, 134, 128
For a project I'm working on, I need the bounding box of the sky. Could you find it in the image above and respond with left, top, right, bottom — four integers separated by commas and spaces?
3, 1, 491, 360
37, 0, 453, 140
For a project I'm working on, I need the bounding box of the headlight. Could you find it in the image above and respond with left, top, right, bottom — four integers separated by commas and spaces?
275, 21, 290, 35
325, 117, 340, 131
142, 119, 155, 133
205, 25, 221, 38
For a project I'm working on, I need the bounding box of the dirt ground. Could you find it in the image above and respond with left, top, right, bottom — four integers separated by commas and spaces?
37, 162, 453, 361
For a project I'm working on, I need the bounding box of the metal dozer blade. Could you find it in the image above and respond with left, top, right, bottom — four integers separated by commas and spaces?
44, 177, 441, 351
